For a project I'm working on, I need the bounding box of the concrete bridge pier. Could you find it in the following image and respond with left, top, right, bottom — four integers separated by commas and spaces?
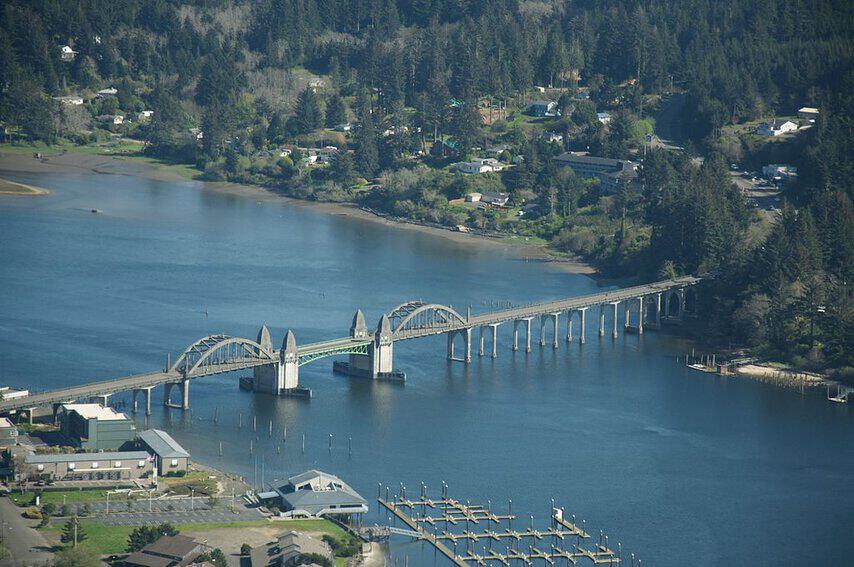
181, 378, 190, 410
624, 302, 631, 330
281, 330, 300, 389
551, 313, 560, 349
655, 293, 662, 326
90, 394, 110, 407
599, 305, 606, 337
566, 310, 573, 342
253, 325, 284, 394
637, 296, 644, 334
446, 328, 472, 363
578, 308, 587, 344
611, 302, 619, 339
489, 324, 498, 358
478, 327, 485, 357
539, 316, 547, 347
373, 314, 395, 374
132, 387, 153, 416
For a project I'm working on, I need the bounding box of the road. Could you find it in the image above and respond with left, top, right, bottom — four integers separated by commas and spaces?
0, 497, 53, 567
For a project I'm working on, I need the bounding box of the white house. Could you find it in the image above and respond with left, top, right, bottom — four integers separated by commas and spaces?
98, 114, 124, 126
480, 192, 510, 207
54, 95, 84, 106
138, 110, 154, 120
543, 131, 564, 144
334, 123, 352, 132
97, 87, 118, 98
59, 45, 77, 61
455, 157, 503, 174
756, 119, 798, 137
307, 78, 325, 90
797, 107, 819, 122
597, 112, 612, 125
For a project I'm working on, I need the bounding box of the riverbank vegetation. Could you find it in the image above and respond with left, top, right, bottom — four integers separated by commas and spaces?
0, 0, 850, 377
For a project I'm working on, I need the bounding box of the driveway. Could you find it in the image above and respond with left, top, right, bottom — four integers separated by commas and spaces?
0, 497, 53, 567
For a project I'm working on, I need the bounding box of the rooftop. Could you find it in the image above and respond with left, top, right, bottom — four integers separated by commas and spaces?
25, 451, 150, 464
138, 429, 190, 459
554, 153, 632, 169
122, 552, 172, 567
61, 403, 129, 421
0, 417, 14, 428
142, 534, 200, 559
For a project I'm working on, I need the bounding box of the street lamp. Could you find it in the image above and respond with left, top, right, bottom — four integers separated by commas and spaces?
190, 488, 195, 511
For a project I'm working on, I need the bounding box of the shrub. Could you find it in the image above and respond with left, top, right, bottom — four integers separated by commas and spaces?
240, 543, 252, 556
23, 507, 42, 519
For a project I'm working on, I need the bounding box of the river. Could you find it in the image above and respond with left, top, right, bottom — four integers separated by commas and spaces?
0, 164, 852, 566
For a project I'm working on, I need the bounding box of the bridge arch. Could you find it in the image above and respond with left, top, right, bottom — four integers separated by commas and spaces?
666, 290, 682, 317
171, 335, 275, 376
391, 303, 468, 338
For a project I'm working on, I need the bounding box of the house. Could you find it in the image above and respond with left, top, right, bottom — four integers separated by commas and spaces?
553, 153, 639, 192
98, 114, 124, 126
0, 387, 29, 400
59, 45, 77, 61
798, 107, 820, 122
58, 403, 136, 450
138, 110, 154, 120
248, 531, 334, 567
334, 123, 352, 132
97, 87, 119, 98
307, 77, 325, 90
138, 429, 190, 476
762, 164, 798, 182
575, 90, 591, 100
187, 128, 203, 140
0, 418, 17, 448
53, 95, 84, 106
756, 119, 797, 137
465, 192, 482, 203
122, 534, 204, 567
542, 131, 564, 144
480, 192, 510, 207
597, 112, 612, 125
18, 450, 153, 482
454, 158, 502, 174
258, 469, 368, 518
316, 146, 339, 164
528, 100, 558, 117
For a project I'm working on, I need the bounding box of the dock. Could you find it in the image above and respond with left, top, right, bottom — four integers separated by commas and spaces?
378, 486, 625, 566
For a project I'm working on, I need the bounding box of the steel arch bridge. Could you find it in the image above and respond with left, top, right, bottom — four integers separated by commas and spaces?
170, 334, 275, 377
389, 302, 468, 340
296, 340, 371, 366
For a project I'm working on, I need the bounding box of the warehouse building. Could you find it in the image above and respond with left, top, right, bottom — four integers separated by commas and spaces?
59, 403, 136, 451
19, 450, 153, 482
137, 429, 190, 476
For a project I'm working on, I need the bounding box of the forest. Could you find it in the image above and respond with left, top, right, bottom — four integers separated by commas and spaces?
0, 0, 851, 377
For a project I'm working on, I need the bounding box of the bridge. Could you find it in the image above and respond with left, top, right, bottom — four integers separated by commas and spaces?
0, 276, 701, 419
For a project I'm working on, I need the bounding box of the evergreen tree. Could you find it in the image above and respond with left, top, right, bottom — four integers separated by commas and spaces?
61, 516, 86, 546
293, 88, 323, 134
324, 94, 347, 128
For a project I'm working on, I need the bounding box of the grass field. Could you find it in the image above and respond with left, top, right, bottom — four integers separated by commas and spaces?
11, 489, 113, 507
159, 471, 218, 495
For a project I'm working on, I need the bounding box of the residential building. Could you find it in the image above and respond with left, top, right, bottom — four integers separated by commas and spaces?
597, 112, 612, 125
465, 192, 483, 203
0, 417, 17, 448
138, 110, 154, 120
543, 131, 564, 144
97, 87, 119, 98
797, 107, 820, 122
19, 450, 152, 482
307, 78, 325, 90
334, 122, 352, 132
248, 531, 334, 567
481, 192, 510, 207
756, 119, 797, 137
59, 403, 136, 450
455, 158, 503, 174
528, 100, 558, 117
59, 45, 76, 61
122, 534, 204, 567
98, 114, 124, 126
553, 153, 639, 192
762, 164, 798, 182
53, 95, 84, 106
258, 469, 368, 518
138, 429, 190, 476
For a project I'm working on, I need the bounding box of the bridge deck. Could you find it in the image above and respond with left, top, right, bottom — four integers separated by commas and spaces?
0, 276, 700, 413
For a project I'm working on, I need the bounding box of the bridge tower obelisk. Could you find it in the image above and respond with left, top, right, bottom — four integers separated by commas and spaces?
344, 310, 374, 377
281, 330, 299, 389
253, 324, 284, 394
372, 314, 394, 376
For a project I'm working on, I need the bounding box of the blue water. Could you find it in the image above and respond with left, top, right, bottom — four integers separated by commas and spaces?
1, 166, 852, 566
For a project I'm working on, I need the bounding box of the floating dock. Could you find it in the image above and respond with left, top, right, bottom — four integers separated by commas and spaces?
378, 487, 624, 565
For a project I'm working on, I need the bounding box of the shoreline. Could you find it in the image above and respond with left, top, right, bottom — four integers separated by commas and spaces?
0, 176, 49, 196
0, 150, 598, 277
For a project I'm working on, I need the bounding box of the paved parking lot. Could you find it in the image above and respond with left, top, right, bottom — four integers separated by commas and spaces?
90, 507, 265, 526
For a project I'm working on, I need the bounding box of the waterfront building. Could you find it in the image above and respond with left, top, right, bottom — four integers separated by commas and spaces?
0, 386, 29, 400
0, 417, 17, 447
248, 531, 333, 566
122, 534, 203, 567
19, 450, 152, 482
59, 403, 136, 450
258, 469, 368, 518
137, 429, 190, 476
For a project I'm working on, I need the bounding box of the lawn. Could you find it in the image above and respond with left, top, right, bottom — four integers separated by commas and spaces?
11, 489, 113, 507
159, 471, 218, 496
